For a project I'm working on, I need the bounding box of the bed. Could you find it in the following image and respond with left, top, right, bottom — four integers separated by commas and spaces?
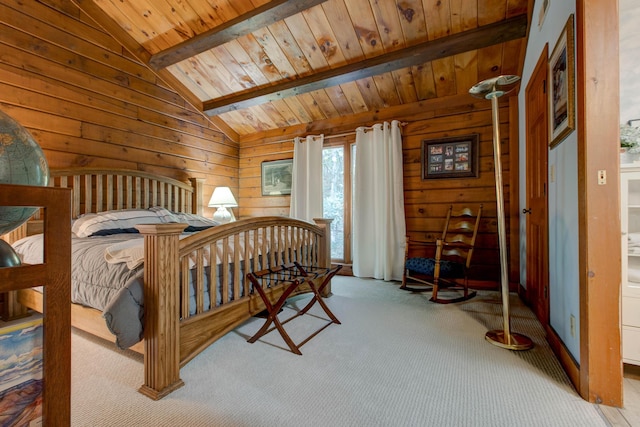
3, 168, 332, 400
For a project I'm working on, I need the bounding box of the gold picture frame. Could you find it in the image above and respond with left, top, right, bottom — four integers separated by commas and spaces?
548, 14, 575, 148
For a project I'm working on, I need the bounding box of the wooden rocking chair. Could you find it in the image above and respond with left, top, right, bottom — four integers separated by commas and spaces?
401, 205, 482, 304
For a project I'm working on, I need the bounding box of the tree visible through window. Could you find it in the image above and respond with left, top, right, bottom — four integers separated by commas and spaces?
322, 141, 355, 264
323, 147, 344, 260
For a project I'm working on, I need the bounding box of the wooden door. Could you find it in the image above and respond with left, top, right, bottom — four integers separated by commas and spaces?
524, 46, 550, 324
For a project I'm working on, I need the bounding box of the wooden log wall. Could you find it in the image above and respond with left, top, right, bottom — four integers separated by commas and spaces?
0, 0, 237, 218
239, 95, 520, 287
1, 0, 520, 287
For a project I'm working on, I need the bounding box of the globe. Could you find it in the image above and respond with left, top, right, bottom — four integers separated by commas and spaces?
0, 109, 49, 237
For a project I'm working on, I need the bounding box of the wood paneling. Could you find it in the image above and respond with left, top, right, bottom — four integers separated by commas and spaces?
2, 0, 518, 289
239, 94, 519, 287
0, 0, 237, 217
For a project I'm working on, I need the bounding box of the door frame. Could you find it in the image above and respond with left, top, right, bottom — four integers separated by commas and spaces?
524, 45, 550, 325
576, 0, 622, 406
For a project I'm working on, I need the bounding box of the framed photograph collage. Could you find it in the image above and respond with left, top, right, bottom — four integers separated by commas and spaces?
421, 134, 479, 180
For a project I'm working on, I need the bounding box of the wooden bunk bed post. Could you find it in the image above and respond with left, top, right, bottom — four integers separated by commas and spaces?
135, 222, 188, 400
0, 185, 72, 424
313, 218, 333, 297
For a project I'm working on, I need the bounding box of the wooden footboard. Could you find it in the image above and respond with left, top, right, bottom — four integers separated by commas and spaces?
2, 167, 332, 400
136, 216, 331, 400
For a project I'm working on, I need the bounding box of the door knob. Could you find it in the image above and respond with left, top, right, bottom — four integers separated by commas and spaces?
522, 208, 532, 214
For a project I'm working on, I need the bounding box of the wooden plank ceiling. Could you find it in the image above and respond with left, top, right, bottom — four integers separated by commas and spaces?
76, 0, 532, 141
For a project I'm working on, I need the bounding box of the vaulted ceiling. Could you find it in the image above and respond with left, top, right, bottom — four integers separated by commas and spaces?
74, 0, 533, 141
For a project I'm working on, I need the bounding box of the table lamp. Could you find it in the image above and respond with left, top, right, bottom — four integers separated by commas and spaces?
208, 186, 237, 223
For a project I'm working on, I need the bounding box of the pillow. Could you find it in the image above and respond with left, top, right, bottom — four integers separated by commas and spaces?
72, 209, 163, 238
148, 206, 179, 223
168, 211, 220, 229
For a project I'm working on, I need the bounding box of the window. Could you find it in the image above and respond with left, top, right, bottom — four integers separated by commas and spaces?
322, 140, 355, 264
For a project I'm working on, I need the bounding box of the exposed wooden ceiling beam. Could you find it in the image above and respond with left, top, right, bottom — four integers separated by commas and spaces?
203, 14, 528, 117
149, 0, 328, 70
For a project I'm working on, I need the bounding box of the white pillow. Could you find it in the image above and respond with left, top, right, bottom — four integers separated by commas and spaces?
148, 207, 179, 223
72, 209, 163, 238
169, 211, 220, 229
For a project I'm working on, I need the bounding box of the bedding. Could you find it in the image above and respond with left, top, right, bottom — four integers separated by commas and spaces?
72, 207, 219, 237
12, 207, 223, 349
12, 207, 315, 353
13, 232, 254, 349
14, 233, 146, 349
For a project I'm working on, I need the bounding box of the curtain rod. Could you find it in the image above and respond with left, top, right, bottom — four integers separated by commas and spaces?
269, 122, 408, 145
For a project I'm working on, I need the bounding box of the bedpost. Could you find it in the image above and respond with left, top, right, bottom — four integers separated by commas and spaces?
313, 218, 333, 297
135, 222, 187, 400
189, 177, 205, 215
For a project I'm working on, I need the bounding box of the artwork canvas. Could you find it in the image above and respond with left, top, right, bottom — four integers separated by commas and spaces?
549, 14, 576, 148
262, 159, 293, 196
0, 317, 43, 427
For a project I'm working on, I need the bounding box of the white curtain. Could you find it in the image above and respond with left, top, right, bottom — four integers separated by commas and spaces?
289, 134, 324, 222
352, 120, 406, 281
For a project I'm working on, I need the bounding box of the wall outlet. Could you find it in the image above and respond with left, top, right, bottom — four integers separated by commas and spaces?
570, 314, 576, 337
598, 170, 606, 185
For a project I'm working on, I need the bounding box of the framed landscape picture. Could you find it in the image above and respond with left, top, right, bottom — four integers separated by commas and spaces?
548, 14, 576, 148
261, 159, 293, 196
0, 317, 43, 426
421, 134, 479, 180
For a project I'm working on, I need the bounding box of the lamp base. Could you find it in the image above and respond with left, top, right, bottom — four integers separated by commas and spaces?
485, 330, 534, 351
213, 206, 232, 224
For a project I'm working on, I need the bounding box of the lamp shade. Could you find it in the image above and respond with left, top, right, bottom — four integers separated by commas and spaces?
208, 187, 237, 208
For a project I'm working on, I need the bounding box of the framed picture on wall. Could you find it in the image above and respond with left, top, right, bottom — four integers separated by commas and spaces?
548, 14, 576, 148
261, 159, 293, 196
421, 134, 479, 180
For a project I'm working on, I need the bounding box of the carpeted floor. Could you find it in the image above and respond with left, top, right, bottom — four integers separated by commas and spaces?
70, 276, 609, 426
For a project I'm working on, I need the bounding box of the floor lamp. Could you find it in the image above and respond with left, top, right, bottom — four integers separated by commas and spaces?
469, 75, 533, 351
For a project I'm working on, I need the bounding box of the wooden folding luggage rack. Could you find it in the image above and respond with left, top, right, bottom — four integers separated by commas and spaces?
246, 262, 342, 355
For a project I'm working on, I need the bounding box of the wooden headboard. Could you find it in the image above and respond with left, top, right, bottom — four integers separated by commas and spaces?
2, 168, 204, 243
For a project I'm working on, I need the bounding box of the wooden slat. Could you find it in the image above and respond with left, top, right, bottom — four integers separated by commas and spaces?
116, 175, 123, 210
208, 243, 216, 308
151, 180, 158, 207
243, 231, 250, 297
233, 234, 241, 300
269, 226, 276, 266
196, 248, 204, 314
106, 175, 114, 211
143, 178, 150, 208
159, 182, 165, 208
73, 175, 80, 218
222, 236, 229, 304
181, 257, 190, 318
253, 228, 260, 272
84, 175, 92, 214
95, 175, 103, 212
126, 176, 133, 209
135, 177, 142, 209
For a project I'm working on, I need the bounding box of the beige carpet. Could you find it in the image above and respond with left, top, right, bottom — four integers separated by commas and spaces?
71, 276, 608, 426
